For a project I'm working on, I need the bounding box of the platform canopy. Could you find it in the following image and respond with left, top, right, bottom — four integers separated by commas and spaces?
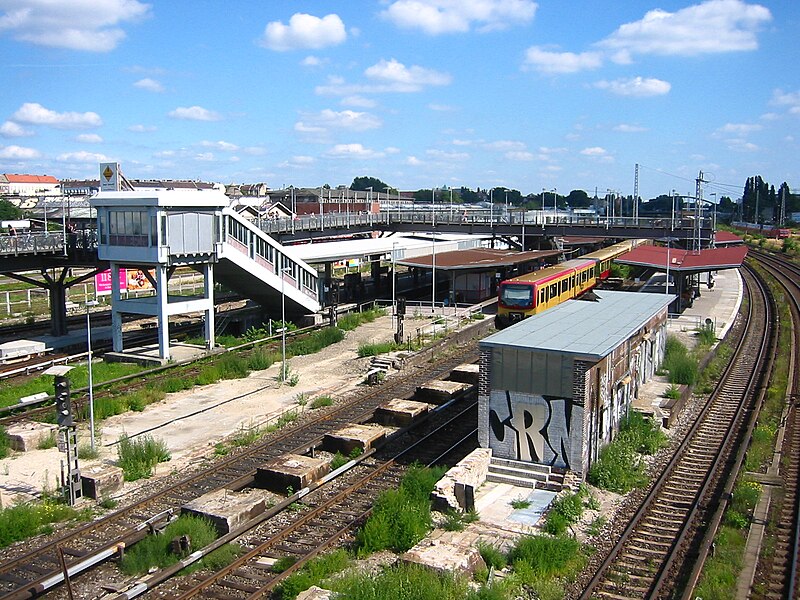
397, 248, 561, 271
616, 245, 748, 275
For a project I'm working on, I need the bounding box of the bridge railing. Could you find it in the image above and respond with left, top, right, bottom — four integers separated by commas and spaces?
0, 232, 66, 255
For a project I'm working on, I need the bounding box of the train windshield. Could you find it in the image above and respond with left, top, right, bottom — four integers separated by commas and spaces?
500, 283, 533, 308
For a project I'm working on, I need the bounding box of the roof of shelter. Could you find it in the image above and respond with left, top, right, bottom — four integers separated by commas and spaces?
480, 290, 673, 361
398, 248, 561, 271
714, 231, 744, 245
615, 245, 747, 273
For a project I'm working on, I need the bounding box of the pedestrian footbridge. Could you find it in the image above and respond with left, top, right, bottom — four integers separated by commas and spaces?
91, 189, 320, 361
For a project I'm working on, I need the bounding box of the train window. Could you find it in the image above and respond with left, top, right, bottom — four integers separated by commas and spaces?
500, 284, 533, 308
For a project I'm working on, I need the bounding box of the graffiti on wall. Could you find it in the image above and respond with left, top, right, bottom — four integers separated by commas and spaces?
487, 390, 583, 470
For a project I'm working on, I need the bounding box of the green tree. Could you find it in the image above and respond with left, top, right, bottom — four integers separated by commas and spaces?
351, 176, 391, 193
0, 200, 22, 221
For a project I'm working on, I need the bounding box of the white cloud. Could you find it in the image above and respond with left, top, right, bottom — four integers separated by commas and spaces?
57, 150, 110, 162
426, 149, 469, 161
341, 95, 377, 108
506, 151, 534, 161
0, 121, 32, 137
594, 76, 671, 97
452, 139, 472, 146
128, 124, 156, 132
0, 0, 150, 52
406, 156, 422, 166
301, 55, 324, 67
522, 47, 602, 74
485, 140, 526, 151
295, 109, 382, 136
168, 106, 221, 121
134, 78, 164, 93
13, 102, 102, 129
381, 0, 537, 34
260, 13, 346, 51
292, 155, 315, 164
717, 122, 762, 134
580, 147, 614, 162
194, 152, 215, 162
76, 133, 103, 143
365, 59, 451, 90
199, 140, 239, 152
725, 138, 759, 151
771, 88, 800, 114
599, 0, 772, 58
325, 143, 384, 159
316, 59, 451, 95
613, 123, 648, 132
428, 103, 454, 111
0, 144, 40, 159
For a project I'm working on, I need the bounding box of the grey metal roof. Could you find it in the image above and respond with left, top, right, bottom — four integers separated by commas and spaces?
481, 290, 674, 360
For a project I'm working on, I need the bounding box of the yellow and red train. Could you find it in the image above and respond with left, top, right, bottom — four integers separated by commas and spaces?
495, 240, 642, 329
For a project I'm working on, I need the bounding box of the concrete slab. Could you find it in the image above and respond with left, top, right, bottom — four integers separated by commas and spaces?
449, 363, 479, 385
81, 464, 124, 499
432, 448, 491, 512
475, 482, 556, 535
373, 398, 430, 427
5, 421, 57, 452
323, 424, 386, 455
401, 537, 486, 577
0, 340, 47, 362
256, 453, 330, 494
182, 487, 271, 535
104, 342, 218, 366
296, 586, 333, 600
507, 489, 557, 527
415, 380, 472, 404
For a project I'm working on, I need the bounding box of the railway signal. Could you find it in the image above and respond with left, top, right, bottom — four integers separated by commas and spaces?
54, 376, 73, 427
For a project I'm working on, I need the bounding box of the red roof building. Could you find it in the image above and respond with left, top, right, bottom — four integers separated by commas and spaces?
2, 174, 60, 196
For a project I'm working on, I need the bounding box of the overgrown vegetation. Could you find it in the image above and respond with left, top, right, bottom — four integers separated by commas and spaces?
310, 395, 333, 409
356, 464, 446, 556
0, 425, 9, 458
587, 411, 667, 493
120, 514, 240, 575
337, 307, 386, 331
275, 549, 350, 599
663, 336, 698, 385
0, 498, 90, 548
116, 434, 171, 481
357, 340, 402, 357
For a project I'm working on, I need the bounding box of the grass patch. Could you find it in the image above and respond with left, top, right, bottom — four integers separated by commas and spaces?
276, 549, 350, 599
692, 525, 747, 600
337, 307, 386, 332
357, 341, 402, 358
37, 431, 57, 450
543, 489, 587, 536
510, 498, 531, 510
310, 395, 333, 409
116, 434, 171, 481
356, 464, 446, 556
0, 498, 89, 548
0, 425, 8, 458
330, 562, 477, 600
478, 541, 507, 571
508, 534, 585, 581
286, 327, 344, 357
120, 514, 239, 575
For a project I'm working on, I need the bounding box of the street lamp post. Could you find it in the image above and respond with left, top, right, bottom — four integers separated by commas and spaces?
431, 188, 436, 313
504, 190, 509, 223
392, 241, 399, 327
553, 188, 557, 221
85, 300, 99, 451
280, 266, 291, 381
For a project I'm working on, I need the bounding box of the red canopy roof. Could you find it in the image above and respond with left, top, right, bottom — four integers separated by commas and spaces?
616, 245, 748, 272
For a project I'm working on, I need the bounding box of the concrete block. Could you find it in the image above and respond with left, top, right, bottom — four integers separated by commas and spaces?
81, 464, 124, 500
449, 363, 479, 385
5, 421, 57, 452
415, 380, 472, 404
323, 424, 386, 455
0, 340, 47, 362
296, 587, 333, 600
374, 398, 429, 427
402, 537, 487, 577
432, 448, 491, 512
182, 488, 271, 535
256, 453, 330, 494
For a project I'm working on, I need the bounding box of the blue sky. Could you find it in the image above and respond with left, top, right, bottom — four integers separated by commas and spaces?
0, 0, 798, 200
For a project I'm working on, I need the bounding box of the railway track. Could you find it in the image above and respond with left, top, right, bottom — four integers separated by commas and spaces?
746, 249, 800, 599
579, 264, 775, 599
0, 332, 481, 600
156, 401, 478, 599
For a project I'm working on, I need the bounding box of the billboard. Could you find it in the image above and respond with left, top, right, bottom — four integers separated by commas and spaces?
94, 269, 154, 295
